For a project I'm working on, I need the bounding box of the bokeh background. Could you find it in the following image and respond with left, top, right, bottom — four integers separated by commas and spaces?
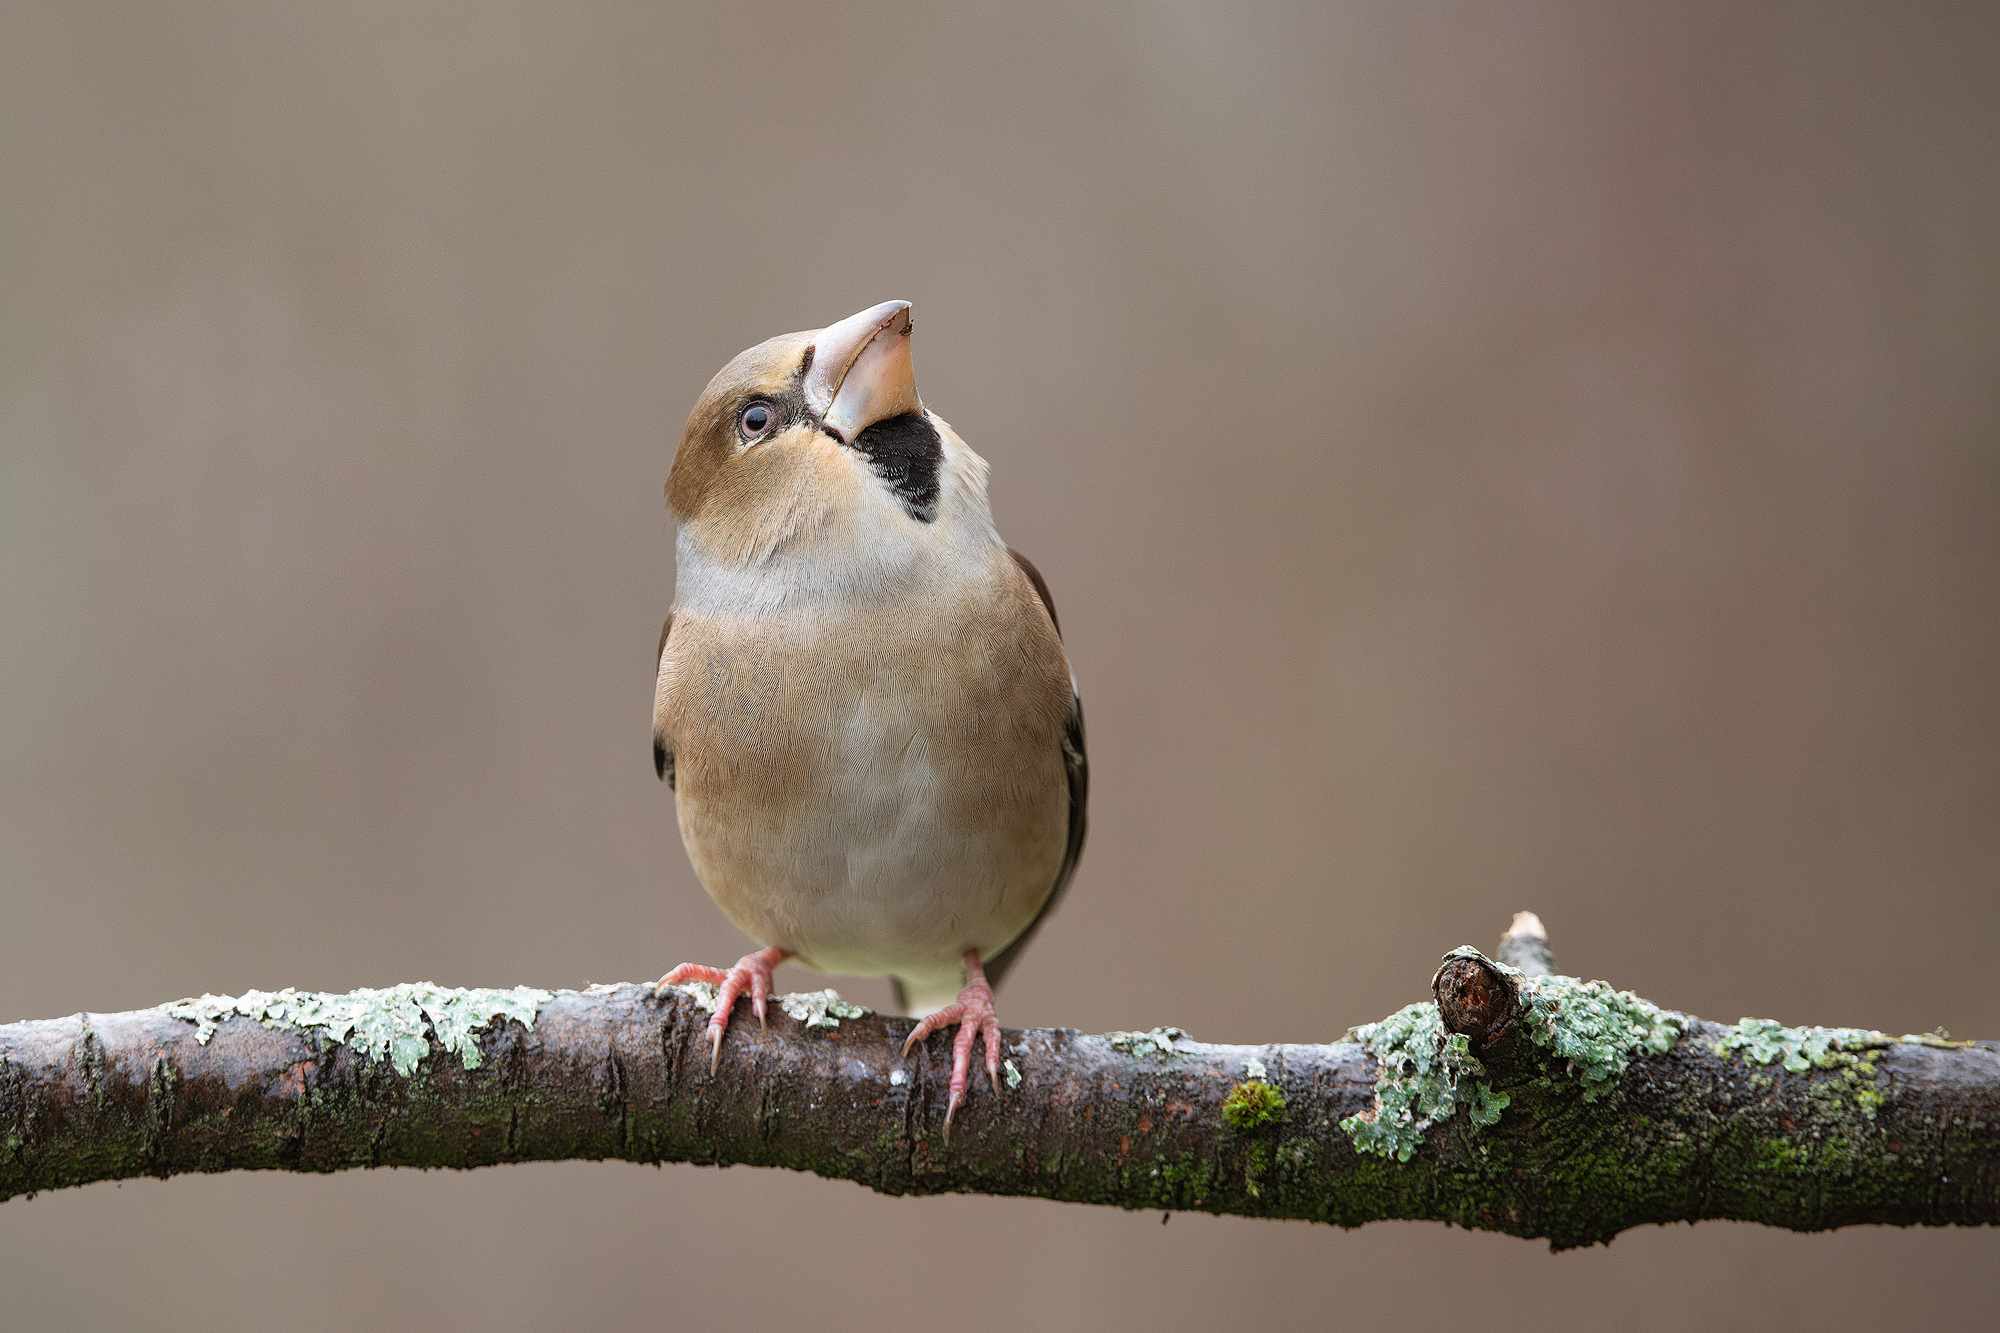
4, 2, 1996, 1328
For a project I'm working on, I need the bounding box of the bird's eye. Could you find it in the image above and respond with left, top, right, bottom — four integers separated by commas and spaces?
738, 403, 774, 441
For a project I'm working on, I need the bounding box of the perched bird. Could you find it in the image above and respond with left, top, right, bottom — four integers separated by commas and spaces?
651, 300, 1086, 1133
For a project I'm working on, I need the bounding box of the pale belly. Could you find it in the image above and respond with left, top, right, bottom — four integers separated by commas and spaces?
665, 611, 1071, 987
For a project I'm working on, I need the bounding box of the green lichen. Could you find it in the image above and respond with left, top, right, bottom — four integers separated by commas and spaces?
672, 981, 720, 1014
1341, 1001, 1503, 1162
1516, 970, 1687, 1099
1339, 949, 1954, 1167
1107, 1028, 1185, 1060
1712, 1018, 1890, 1070
1222, 1079, 1286, 1131
1804, 1055, 1889, 1121
1708, 1018, 1966, 1071
1341, 949, 1687, 1161
162, 983, 553, 1076
1461, 1079, 1511, 1127
1003, 1059, 1022, 1090
775, 989, 867, 1030
664, 984, 864, 1029
1705, 1018, 1965, 1121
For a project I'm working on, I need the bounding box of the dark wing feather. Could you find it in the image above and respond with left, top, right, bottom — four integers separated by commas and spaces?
981, 547, 1087, 993
653, 613, 675, 788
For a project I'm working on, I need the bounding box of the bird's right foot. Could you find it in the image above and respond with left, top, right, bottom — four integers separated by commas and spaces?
900, 949, 1004, 1142
656, 945, 791, 1072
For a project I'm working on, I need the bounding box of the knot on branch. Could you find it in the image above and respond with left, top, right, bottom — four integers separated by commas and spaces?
1432, 948, 1522, 1055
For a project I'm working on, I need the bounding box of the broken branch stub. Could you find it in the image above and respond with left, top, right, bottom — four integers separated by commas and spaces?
1432, 949, 1522, 1054
1495, 910, 1554, 977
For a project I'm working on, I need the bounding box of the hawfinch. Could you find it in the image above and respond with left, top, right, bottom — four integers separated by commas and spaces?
651, 301, 1087, 1133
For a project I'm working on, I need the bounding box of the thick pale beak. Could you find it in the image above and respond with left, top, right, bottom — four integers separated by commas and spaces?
804, 300, 921, 442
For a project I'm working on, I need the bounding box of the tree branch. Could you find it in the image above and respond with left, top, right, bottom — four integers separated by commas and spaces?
2, 919, 1993, 1248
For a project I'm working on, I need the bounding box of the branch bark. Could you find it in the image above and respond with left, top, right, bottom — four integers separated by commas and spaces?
2, 920, 1993, 1249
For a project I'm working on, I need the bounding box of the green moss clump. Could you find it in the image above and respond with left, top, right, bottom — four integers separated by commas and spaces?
1222, 1079, 1286, 1131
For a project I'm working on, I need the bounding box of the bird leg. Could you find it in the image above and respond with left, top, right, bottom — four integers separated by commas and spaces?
899, 949, 1003, 1142
656, 945, 791, 1072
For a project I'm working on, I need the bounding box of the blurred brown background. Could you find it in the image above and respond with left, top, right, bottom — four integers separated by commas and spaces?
3, 2, 1996, 1328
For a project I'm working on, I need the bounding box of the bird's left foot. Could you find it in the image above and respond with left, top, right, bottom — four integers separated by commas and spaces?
900, 949, 1002, 1142
656, 946, 791, 1072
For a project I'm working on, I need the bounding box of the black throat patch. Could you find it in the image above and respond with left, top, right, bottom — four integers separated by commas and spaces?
848, 412, 943, 523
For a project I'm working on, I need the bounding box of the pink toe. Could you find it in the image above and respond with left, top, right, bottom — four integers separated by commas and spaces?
658, 946, 791, 1069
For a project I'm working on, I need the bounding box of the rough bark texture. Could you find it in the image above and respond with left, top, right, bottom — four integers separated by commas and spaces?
1, 952, 1994, 1249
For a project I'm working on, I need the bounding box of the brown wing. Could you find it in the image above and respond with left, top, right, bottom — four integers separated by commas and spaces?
653, 613, 675, 787
982, 547, 1087, 993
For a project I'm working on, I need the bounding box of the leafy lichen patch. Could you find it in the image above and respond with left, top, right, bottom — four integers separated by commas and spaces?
1341, 1001, 1503, 1162
162, 984, 552, 1076
1516, 972, 1687, 1099
672, 981, 720, 1015
1107, 1028, 1186, 1060
776, 990, 866, 1030
1712, 1018, 1890, 1071
1343, 952, 1688, 1161
1710, 1018, 1966, 1071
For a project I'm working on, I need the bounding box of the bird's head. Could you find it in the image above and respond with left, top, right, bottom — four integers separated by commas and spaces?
668, 301, 959, 571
